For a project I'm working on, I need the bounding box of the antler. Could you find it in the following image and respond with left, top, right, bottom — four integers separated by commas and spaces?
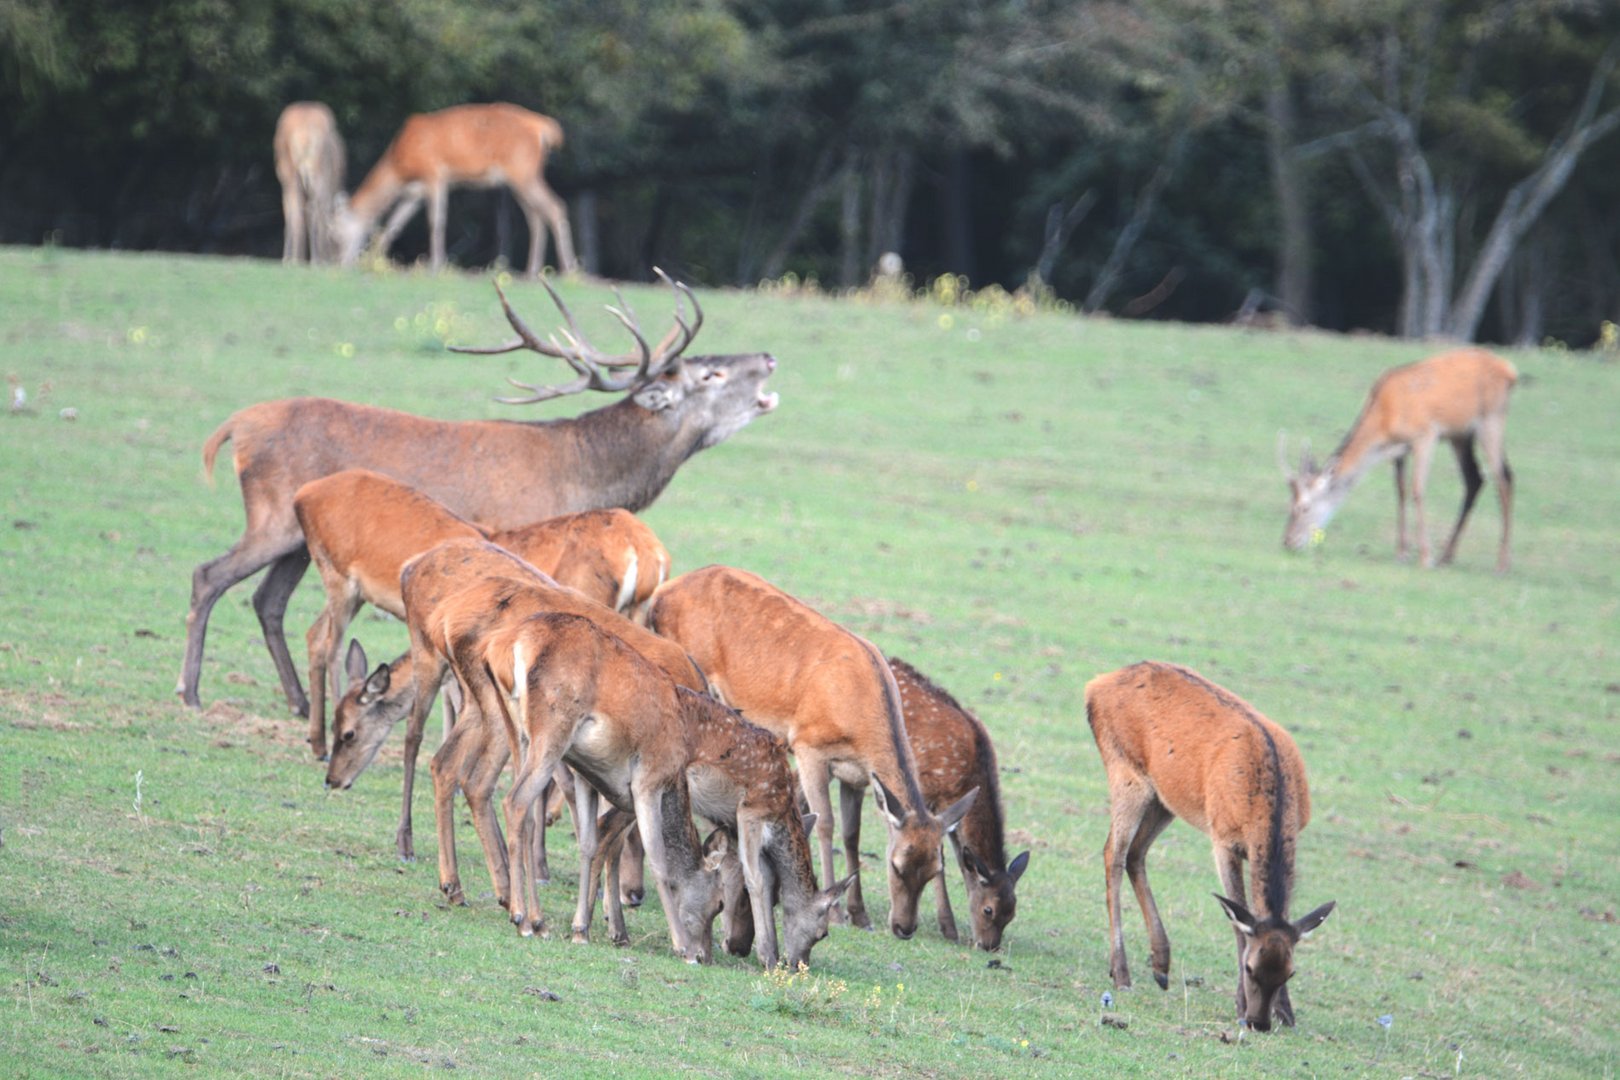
450, 269, 705, 405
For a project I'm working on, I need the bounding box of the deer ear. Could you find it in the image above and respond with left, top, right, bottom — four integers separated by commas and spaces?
1294, 900, 1336, 938
801, 813, 818, 837
632, 379, 681, 412
1213, 893, 1258, 936
872, 776, 909, 829
345, 639, 369, 684
1007, 849, 1031, 885
361, 663, 391, 701
822, 873, 857, 907
963, 846, 993, 885
938, 786, 979, 833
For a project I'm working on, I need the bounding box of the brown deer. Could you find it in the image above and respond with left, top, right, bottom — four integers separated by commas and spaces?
178, 271, 776, 714
1085, 661, 1335, 1032
1281, 348, 1517, 570
335, 102, 577, 275
292, 466, 670, 757
324, 538, 704, 864
438, 606, 723, 959
586, 691, 853, 969
887, 657, 1030, 951
274, 102, 346, 265
645, 565, 979, 938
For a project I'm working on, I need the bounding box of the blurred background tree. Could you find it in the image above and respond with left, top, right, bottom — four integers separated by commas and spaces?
1, 0, 1616, 344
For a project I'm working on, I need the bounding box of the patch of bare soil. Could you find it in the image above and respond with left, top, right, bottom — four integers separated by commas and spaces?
0, 687, 87, 731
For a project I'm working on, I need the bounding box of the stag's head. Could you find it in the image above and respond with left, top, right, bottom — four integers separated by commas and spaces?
873, 777, 979, 940
324, 641, 413, 790
451, 270, 778, 445
1215, 895, 1336, 1031
960, 846, 1030, 951
1279, 434, 1344, 551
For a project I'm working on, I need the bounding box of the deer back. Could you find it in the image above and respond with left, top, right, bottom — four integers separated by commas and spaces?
1086, 662, 1310, 902
491, 508, 669, 614
294, 468, 485, 615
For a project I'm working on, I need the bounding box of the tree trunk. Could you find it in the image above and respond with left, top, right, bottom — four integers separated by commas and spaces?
576, 189, 600, 276
1085, 129, 1188, 315
942, 148, 974, 280
839, 146, 862, 288
1264, 78, 1313, 325
761, 143, 840, 281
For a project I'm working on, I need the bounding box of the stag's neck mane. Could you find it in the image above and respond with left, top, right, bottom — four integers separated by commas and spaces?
516, 393, 698, 513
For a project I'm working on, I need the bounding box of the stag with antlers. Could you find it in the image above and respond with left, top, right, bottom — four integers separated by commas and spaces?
179, 272, 777, 719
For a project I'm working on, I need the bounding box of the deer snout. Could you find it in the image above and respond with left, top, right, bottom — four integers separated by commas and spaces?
891, 920, 917, 940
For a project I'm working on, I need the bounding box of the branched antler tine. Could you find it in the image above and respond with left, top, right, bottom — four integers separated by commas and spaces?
603, 304, 654, 384
645, 267, 702, 371
449, 279, 568, 357
495, 372, 593, 405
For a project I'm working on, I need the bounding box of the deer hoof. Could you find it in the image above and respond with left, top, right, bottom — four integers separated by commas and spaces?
1154, 971, 1169, 990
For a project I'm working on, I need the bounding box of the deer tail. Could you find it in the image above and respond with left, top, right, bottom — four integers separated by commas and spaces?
200, 418, 234, 486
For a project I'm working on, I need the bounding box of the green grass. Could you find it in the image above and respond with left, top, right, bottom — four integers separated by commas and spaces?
1, 246, 1616, 1077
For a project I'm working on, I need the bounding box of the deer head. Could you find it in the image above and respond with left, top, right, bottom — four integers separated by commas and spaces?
1279, 433, 1344, 551
1214, 894, 1336, 1031
873, 777, 979, 940
324, 641, 412, 790
961, 846, 1031, 951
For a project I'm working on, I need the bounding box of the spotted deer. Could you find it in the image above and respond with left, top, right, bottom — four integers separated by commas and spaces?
179, 272, 776, 714
1086, 661, 1335, 1031
888, 657, 1030, 950
293, 467, 669, 757
323, 538, 703, 870
645, 565, 978, 938
586, 692, 853, 969
1281, 348, 1516, 570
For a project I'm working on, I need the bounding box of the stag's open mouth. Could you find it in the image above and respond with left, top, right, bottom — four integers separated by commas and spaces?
757, 391, 780, 413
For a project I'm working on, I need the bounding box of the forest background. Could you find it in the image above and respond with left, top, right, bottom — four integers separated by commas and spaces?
3, 0, 1619, 345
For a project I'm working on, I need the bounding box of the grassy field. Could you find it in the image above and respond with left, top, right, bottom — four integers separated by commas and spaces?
1, 246, 1616, 1078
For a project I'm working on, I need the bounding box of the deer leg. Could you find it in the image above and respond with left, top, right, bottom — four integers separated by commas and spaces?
394, 676, 438, 863
838, 779, 874, 930
251, 546, 313, 720
282, 184, 305, 264
737, 819, 778, 969
1392, 454, 1409, 560
1103, 777, 1152, 989
178, 513, 308, 711
376, 192, 421, 259
503, 731, 562, 937
431, 702, 480, 907
1214, 844, 1250, 1020
569, 772, 602, 943
458, 699, 513, 907
1438, 434, 1484, 566
936, 834, 961, 944
426, 182, 449, 273
794, 753, 846, 925
1125, 798, 1175, 989
1477, 415, 1513, 572
529, 178, 576, 274
591, 809, 637, 946
304, 589, 360, 764
1408, 433, 1439, 567
630, 783, 693, 960
618, 823, 647, 907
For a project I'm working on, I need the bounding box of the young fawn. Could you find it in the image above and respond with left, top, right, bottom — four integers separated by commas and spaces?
1086, 662, 1334, 1031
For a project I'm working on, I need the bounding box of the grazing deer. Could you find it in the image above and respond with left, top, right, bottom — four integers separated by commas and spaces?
274, 102, 346, 265
293, 467, 670, 757
1085, 662, 1335, 1031
334, 102, 577, 275
179, 271, 776, 714
888, 657, 1030, 950
442, 607, 724, 959
645, 565, 979, 938
324, 538, 704, 864
587, 691, 853, 969
1281, 348, 1517, 571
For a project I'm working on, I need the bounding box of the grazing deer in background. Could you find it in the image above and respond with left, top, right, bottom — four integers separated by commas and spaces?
323, 538, 704, 864
1281, 348, 1517, 571
335, 102, 577, 275
887, 657, 1030, 951
646, 565, 979, 939
293, 467, 670, 757
587, 691, 853, 970
1085, 662, 1335, 1032
442, 607, 723, 959
274, 102, 346, 265
179, 272, 776, 714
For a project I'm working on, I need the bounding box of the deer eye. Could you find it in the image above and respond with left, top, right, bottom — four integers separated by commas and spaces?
982, 905, 994, 919
342, 729, 356, 743
703, 368, 725, 382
